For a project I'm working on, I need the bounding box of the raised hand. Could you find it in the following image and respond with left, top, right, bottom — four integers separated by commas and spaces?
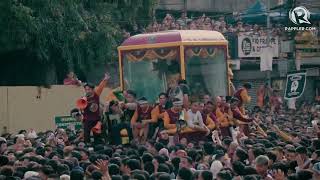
104, 73, 111, 81
96, 159, 109, 176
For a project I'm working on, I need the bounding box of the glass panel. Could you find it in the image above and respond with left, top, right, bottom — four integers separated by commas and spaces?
123, 51, 180, 102
185, 47, 227, 100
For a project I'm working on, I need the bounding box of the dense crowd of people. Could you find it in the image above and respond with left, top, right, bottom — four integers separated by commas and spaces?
122, 12, 285, 39
1, 73, 320, 180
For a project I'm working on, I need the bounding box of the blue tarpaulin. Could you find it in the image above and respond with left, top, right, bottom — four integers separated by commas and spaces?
240, 0, 320, 24
240, 0, 286, 24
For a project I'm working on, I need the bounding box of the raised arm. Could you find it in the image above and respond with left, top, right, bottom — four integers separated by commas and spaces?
95, 73, 110, 96
130, 108, 139, 127
151, 106, 160, 123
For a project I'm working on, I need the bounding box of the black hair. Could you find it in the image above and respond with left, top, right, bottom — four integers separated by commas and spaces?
177, 167, 193, 180
222, 138, 233, 146
158, 163, 170, 174
108, 164, 120, 176
154, 155, 166, 164
205, 101, 214, 106
91, 170, 103, 180
35, 147, 45, 157
40, 165, 55, 176
203, 142, 215, 155
18, 130, 27, 135
178, 80, 187, 85
252, 148, 265, 158
217, 169, 233, 180
13, 170, 24, 179
143, 161, 155, 175
243, 166, 257, 176
266, 151, 277, 163
154, 142, 165, 152
287, 174, 298, 180
111, 175, 123, 180
165, 162, 174, 174
314, 150, 320, 157
138, 97, 148, 102
243, 82, 252, 89
243, 175, 260, 180
200, 170, 213, 180
0, 156, 9, 166
83, 83, 95, 89
296, 169, 313, 180
71, 151, 82, 161
296, 146, 307, 154
109, 158, 121, 167
312, 139, 320, 150
0, 166, 13, 177
235, 148, 248, 163
158, 173, 171, 180
158, 92, 168, 98
47, 174, 59, 179
56, 164, 70, 176
171, 157, 180, 171
138, 146, 148, 157
141, 153, 153, 164
232, 161, 245, 176
271, 162, 288, 175
132, 173, 146, 180
126, 159, 141, 171
70, 169, 84, 180
47, 160, 59, 171
70, 108, 81, 116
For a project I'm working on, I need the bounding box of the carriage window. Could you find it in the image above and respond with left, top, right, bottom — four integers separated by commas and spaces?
122, 48, 180, 102
185, 47, 227, 100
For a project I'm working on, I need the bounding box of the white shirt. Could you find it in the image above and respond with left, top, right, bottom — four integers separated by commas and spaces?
187, 110, 205, 128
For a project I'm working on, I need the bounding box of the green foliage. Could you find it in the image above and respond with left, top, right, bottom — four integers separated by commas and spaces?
0, 0, 156, 85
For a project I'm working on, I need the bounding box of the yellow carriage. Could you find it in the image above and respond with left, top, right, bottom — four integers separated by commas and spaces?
117, 30, 231, 101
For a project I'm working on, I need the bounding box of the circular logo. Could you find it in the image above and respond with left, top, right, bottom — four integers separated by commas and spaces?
89, 103, 98, 112
289, 6, 311, 25
241, 38, 252, 55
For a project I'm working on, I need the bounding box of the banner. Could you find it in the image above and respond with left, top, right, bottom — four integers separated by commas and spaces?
54, 116, 82, 130
284, 71, 307, 99
238, 34, 279, 57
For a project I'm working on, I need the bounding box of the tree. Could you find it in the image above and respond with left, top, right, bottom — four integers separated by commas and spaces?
0, 0, 157, 85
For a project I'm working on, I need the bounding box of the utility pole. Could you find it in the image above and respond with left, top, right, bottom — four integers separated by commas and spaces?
183, 0, 187, 26
266, 0, 271, 86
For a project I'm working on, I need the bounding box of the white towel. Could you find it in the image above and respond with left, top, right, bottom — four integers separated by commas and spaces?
260, 46, 274, 71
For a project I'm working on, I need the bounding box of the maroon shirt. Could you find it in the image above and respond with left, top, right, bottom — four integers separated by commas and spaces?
234, 88, 245, 106
166, 109, 180, 124
202, 111, 217, 125
137, 106, 152, 122
83, 93, 100, 121
232, 107, 251, 123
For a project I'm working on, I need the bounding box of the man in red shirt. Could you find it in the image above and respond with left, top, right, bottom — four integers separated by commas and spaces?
81, 73, 109, 143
